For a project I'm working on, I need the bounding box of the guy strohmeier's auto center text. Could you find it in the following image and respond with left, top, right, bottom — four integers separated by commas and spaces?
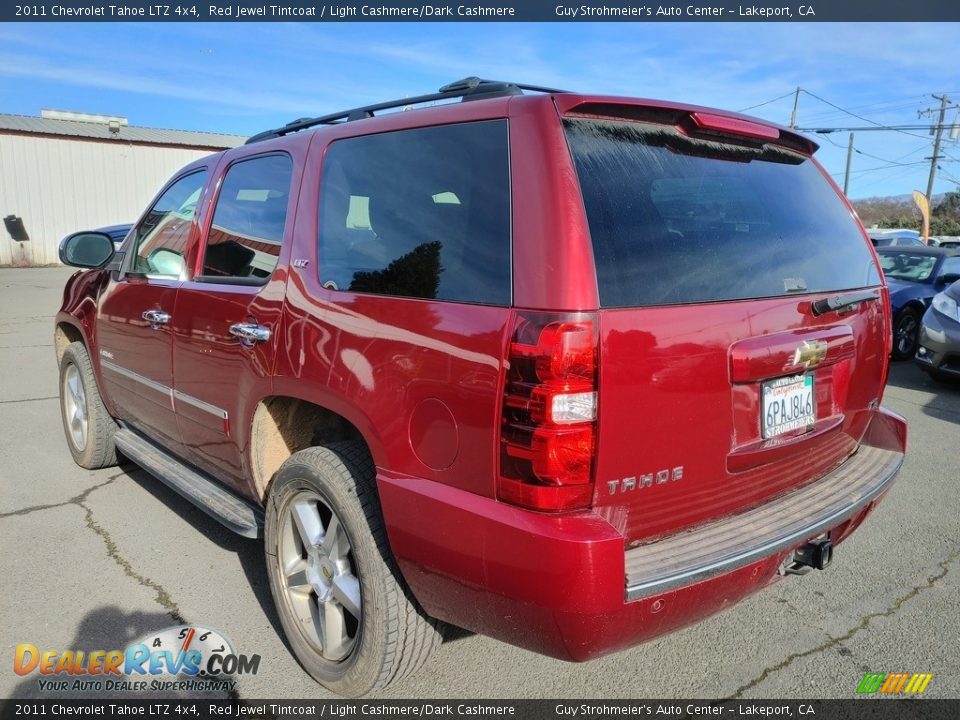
556, 4, 815, 17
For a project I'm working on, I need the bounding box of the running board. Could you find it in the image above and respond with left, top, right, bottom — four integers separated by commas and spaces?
114, 428, 262, 538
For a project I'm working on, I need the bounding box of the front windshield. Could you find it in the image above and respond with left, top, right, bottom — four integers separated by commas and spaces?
878, 252, 938, 282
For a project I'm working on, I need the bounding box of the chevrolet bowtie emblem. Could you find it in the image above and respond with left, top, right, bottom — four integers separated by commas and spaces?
793, 340, 828, 369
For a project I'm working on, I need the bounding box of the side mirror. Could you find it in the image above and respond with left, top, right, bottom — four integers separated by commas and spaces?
59, 232, 115, 269
938, 272, 960, 286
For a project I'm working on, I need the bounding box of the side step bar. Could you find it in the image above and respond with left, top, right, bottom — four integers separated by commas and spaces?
114, 428, 262, 538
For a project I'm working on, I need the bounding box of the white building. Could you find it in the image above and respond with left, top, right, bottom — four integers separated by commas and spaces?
0, 110, 246, 266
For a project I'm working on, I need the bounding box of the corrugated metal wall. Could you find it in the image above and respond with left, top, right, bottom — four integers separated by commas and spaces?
0, 133, 217, 266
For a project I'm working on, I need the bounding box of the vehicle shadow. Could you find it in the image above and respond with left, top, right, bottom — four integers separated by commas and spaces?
7, 606, 232, 699
117, 464, 285, 648
117, 462, 474, 653
884, 359, 960, 426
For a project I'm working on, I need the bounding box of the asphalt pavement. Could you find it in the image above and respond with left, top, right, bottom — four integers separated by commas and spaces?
1, 266, 957, 700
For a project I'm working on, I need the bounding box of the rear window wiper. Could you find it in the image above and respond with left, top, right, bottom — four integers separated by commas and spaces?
810, 291, 879, 317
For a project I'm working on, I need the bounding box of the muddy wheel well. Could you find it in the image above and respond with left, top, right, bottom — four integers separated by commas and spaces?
250, 397, 369, 501
55, 323, 84, 363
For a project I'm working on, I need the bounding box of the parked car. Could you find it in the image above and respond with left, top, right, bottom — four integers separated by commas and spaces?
915, 278, 960, 382
54, 77, 907, 696
868, 229, 924, 247
96, 223, 133, 249
876, 247, 960, 359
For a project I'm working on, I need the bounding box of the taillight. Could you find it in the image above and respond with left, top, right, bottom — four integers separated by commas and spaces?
688, 112, 780, 142
499, 311, 598, 512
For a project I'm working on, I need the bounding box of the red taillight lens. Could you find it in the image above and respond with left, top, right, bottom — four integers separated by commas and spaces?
532, 321, 595, 383
497, 479, 594, 513
498, 311, 598, 512
530, 426, 595, 483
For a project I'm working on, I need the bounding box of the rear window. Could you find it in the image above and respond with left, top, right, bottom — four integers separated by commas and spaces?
564, 118, 880, 307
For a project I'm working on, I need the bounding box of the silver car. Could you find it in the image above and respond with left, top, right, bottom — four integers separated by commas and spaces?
916, 278, 960, 382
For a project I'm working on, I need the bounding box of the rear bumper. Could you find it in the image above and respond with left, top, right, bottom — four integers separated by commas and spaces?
625, 442, 901, 600
379, 406, 906, 661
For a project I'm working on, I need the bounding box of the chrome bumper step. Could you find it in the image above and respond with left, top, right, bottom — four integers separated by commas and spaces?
624, 444, 903, 601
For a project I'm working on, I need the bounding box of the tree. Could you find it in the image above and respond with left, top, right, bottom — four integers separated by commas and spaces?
933, 191, 960, 221
852, 189, 960, 236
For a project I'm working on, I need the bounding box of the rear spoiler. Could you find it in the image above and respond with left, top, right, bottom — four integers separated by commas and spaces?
557, 96, 818, 156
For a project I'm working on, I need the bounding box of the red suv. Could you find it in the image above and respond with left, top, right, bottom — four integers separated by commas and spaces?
56, 78, 906, 696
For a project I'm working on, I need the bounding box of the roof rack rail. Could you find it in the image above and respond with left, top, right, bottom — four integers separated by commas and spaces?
245, 77, 570, 145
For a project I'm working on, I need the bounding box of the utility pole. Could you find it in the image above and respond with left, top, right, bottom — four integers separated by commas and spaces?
843, 132, 855, 195
789, 87, 800, 128
920, 94, 950, 204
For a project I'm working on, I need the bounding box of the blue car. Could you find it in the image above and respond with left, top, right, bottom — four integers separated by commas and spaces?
94, 223, 133, 249
877, 247, 960, 359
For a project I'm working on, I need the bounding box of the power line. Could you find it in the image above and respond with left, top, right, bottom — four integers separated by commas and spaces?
800, 99, 928, 124
856, 148, 929, 165
854, 165, 928, 193
820, 132, 931, 169
735, 92, 796, 113
894, 144, 936, 161
820, 134, 847, 149
799, 88, 931, 140
938, 169, 960, 186
830, 160, 927, 176
799, 124, 954, 133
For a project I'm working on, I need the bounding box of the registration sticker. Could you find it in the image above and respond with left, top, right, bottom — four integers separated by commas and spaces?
761, 374, 815, 439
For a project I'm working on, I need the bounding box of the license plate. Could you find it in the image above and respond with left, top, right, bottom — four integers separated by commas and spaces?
761, 374, 815, 439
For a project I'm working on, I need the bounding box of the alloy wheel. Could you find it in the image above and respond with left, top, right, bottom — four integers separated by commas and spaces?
278, 491, 362, 662
62, 363, 88, 451
895, 314, 919, 356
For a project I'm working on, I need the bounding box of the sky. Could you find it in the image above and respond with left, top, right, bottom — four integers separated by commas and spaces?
1, 22, 959, 200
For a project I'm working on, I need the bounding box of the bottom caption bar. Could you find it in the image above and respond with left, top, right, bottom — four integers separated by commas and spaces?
2, 700, 958, 720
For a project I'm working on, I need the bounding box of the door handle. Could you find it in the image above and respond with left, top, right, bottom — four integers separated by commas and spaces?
229, 323, 271, 344
142, 309, 171, 328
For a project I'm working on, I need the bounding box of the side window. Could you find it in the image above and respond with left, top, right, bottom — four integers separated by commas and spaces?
941, 257, 960, 277
127, 170, 207, 278
318, 120, 511, 305
201, 154, 293, 282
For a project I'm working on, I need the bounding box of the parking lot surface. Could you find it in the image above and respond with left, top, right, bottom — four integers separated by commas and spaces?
1, 266, 958, 699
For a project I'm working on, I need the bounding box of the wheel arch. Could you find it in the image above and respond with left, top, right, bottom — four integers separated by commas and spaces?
897, 299, 926, 316
54, 319, 84, 363
249, 395, 380, 502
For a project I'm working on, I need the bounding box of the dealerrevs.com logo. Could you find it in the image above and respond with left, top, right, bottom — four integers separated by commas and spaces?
14, 626, 260, 693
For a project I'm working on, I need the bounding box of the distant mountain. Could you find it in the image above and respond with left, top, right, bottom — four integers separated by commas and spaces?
853, 192, 946, 203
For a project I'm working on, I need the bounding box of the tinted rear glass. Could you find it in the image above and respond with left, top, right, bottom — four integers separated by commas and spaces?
318, 120, 511, 305
564, 118, 880, 307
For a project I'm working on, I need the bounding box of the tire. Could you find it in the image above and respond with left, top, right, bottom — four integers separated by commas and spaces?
58, 341, 118, 469
892, 308, 921, 361
264, 442, 441, 696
